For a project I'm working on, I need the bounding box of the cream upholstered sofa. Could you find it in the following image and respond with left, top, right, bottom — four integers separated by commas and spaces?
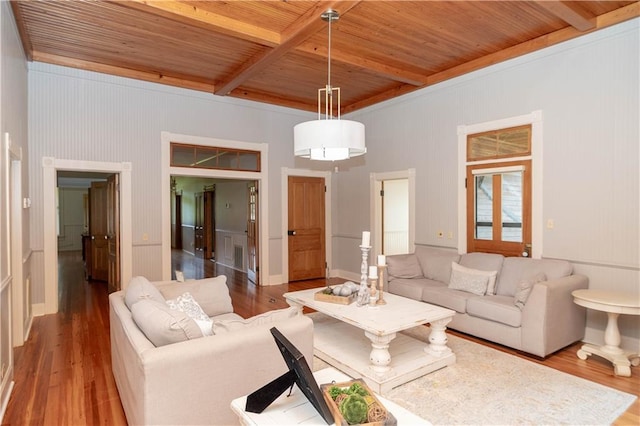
385, 247, 588, 357
109, 275, 314, 425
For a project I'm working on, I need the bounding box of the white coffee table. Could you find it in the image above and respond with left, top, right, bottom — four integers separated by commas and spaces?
284, 287, 456, 394
572, 289, 640, 376
230, 367, 430, 425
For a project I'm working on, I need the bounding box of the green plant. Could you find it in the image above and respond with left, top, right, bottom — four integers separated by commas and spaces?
339, 394, 368, 424
328, 385, 346, 400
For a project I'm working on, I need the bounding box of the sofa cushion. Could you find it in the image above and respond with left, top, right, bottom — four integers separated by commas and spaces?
459, 252, 505, 294
466, 295, 522, 327
386, 254, 423, 280
448, 262, 497, 295
422, 285, 475, 313
156, 275, 233, 317
388, 278, 440, 301
414, 246, 460, 283
125, 276, 166, 310
166, 292, 214, 336
212, 307, 298, 334
497, 258, 572, 297
514, 272, 546, 309
131, 299, 203, 346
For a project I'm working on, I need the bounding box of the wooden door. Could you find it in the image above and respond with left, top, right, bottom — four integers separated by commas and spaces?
288, 176, 325, 281
107, 174, 121, 293
89, 181, 108, 281
174, 193, 183, 250
247, 182, 259, 284
194, 192, 204, 256
203, 187, 215, 260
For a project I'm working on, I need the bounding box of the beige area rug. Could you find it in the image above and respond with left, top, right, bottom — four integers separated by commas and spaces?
307, 313, 636, 425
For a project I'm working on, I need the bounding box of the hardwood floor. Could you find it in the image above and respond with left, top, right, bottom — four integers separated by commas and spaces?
2, 250, 638, 424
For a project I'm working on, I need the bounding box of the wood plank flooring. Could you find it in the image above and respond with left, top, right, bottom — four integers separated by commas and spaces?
2, 250, 638, 425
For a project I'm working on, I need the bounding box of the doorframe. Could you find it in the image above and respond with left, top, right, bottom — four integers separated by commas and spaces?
281, 168, 332, 284
457, 110, 543, 258
370, 169, 416, 257
6, 132, 26, 346
161, 132, 270, 283
42, 158, 132, 314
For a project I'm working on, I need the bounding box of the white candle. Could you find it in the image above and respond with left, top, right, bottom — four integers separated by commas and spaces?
362, 231, 370, 247
377, 254, 386, 266
369, 265, 378, 279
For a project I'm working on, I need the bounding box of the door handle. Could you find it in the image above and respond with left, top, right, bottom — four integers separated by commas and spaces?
287, 230, 296, 236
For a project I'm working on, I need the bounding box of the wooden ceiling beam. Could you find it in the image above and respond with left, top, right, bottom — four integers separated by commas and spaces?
31, 51, 217, 93
296, 41, 429, 86
119, 0, 281, 46
534, 1, 596, 31
214, 1, 361, 96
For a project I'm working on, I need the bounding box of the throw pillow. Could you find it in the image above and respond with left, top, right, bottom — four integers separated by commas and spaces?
156, 275, 233, 317
166, 292, 213, 336
514, 272, 547, 309
131, 299, 203, 347
212, 307, 298, 334
124, 276, 166, 310
448, 262, 497, 296
386, 254, 424, 280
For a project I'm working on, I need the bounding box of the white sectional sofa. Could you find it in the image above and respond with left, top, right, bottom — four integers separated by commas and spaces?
109, 275, 314, 425
385, 247, 588, 357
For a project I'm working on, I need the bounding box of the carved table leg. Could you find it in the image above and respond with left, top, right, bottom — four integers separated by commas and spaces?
365, 331, 396, 376
425, 317, 453, 357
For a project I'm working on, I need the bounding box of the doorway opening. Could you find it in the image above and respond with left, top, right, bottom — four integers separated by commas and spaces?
370, 169, 416, 256
42, 158, 132, 314
170, 176, 257, 282
162, 133, 268, 284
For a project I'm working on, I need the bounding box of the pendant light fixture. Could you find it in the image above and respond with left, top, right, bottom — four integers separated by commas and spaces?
293, 9, 366, 161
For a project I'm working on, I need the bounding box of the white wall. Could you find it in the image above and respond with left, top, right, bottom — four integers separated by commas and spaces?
24, 17, 639, 349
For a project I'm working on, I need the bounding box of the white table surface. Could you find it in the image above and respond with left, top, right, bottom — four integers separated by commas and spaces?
230, 367, 430, 425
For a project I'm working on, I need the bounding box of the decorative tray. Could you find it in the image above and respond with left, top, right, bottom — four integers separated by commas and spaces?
314, 289, 356, 305
320, 379, 397, 426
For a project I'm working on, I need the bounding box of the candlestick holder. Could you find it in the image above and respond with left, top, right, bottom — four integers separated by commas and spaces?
356, 245, 371, 306
369, 278, 378, 306
376, 264, 387, 305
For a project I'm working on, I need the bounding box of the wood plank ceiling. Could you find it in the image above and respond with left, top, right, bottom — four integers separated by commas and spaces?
11, 1, 639, 113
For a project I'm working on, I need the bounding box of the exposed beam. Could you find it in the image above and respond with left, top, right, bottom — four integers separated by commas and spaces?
31, 51, 217, 93
214, 1, 361, 96
229, 87, 317, 114
296, 41, 429, 86
119, 0, 281, 47
534, 1, 596, 31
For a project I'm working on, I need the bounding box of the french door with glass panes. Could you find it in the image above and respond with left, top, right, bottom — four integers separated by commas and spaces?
467, 160, 531, 257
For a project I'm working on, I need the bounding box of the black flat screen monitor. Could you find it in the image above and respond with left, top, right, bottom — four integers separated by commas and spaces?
245, 327, 333, 424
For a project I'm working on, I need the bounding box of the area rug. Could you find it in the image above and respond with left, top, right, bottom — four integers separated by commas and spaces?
307, 314, 636, 425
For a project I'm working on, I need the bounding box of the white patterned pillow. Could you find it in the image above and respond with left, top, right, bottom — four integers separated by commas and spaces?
131, 300, 203, 347
448, 262, 497, 296
166, 292, 213, 336
514, 272, 546, 309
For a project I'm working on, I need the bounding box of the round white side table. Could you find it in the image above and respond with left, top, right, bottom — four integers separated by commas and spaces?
572, 289, 640, 377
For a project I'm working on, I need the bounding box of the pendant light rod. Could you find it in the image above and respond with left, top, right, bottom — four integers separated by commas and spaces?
321, 9, 339, 119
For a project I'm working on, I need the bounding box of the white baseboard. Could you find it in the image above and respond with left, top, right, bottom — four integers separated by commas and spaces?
267, 274, 284, 285
331, 269, 360, 283
32, 303, 45, 317
583, 328, 640, 354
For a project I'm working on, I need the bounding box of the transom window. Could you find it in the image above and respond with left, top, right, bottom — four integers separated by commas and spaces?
170, 142, 261, 172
